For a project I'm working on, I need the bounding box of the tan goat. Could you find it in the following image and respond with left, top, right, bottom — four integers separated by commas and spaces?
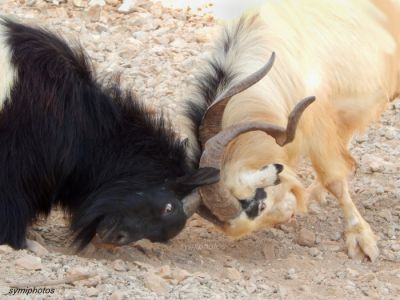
182, 0, 400, 261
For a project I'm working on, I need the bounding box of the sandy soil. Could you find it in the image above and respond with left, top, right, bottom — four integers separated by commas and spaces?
0, 1, 399, 299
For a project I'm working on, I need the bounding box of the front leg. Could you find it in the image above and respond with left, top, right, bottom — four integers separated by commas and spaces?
326, 180, 379, 261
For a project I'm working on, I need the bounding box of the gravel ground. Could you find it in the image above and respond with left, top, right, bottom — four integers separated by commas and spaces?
0, 1, 399, 299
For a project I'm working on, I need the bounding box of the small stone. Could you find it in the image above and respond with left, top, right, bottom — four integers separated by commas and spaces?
134, 239, 156, 255
308, 247, 320, 257
111, 259, 128, 272
320, 241, 342, 252
369, 161, 384, 173
331, 232, 342, 241
88, 0, 105, 6
157, 265, 172, 279
119, 45, 139, 60
72, 0, 86, 7
109, 291, 128, 300
95, 24, 108, 33
51, 7, 69, 18
85, 5, 102, 22
391, 243, 400, 251
0, 245, 13, 254
223, 267, 241, 281
171, 268, 191, 283
66, 266, 100, 287
263, 244, 277, 259
143, 273, 171, 295
65, 291, 80, 300
299, 285, 310, 292
246, 282, 257, 293
170, 38, 187, 49
105, 0, 119, 6
118, 0, 137, 14
86, 287, 98, 297
297, 228, 316, 247
284, 268, 297, 280
15, 255, 42, 270
26, 239, 49, 257
67, 266, 90, 277
346, 268, 360, 277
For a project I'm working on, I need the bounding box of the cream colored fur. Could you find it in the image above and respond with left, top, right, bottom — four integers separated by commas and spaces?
199, 0, 400, 261
0, 23, 16, 109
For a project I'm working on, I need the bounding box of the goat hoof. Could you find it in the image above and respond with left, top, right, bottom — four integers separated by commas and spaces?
345, 223, 379, 262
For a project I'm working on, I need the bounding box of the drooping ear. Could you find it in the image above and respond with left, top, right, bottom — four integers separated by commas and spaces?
175, 167, 220, 195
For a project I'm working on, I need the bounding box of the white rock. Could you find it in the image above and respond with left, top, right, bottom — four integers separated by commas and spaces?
26, 239, 49, 257
109, 291, 128, 300
85, 5, 102, 22
308, 247, 320, 257
171, 268, 191, 283
105, 0, 119, 6
86, 287, 99, 297
89, 0, 105, 6
15, 255, 42, 270
143, 272, 171, 295
111, 259, 128, 272
223, 267, 241, 281
118, 0, 137, 14
170, 38, 187, 49
0, 245, 13, 254
72, 0, 86, 8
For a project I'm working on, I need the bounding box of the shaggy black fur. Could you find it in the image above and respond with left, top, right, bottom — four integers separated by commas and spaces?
0, 18, 216, 250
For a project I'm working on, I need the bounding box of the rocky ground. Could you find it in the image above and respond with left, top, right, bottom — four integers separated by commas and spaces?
0, 1, 399, 299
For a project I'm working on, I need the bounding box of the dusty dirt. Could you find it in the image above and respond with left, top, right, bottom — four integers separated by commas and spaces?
0, 1, 399, 299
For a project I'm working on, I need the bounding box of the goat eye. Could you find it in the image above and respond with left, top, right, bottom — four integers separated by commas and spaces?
162, 203, 173, 215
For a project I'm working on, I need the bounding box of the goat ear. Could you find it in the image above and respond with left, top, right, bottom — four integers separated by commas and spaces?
176, 167, 220, 190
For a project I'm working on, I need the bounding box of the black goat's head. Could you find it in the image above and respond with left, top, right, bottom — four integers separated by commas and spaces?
71, 168, 220, 250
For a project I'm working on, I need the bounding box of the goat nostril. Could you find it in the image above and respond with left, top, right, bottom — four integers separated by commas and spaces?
274, 163, 284, 174
259, 201, 266, 212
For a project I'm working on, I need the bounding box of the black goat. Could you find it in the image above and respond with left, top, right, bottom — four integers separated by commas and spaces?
0, 17, 217, 250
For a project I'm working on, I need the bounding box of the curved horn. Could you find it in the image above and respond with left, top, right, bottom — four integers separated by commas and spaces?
198, 96, 316, 221
199, 52, 276, 145
182, 189, 202, 217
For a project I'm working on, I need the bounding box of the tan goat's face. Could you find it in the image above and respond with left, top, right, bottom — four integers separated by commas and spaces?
220, 168, 305, 238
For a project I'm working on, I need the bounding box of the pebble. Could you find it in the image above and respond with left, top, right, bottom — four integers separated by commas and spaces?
297, 228, 316, 247
86, 287, 99, 297
85, 5, 102, 22
118, 0, 137, 14
111, 259, 129, 272
89, 0, 105, 6
223, 267, 242, 281
72, 0, 86, 8
26, 239, 49, 257
171, 268, 191, 284
109, 291, 129, 300
15, 255, 42, 270
170, 38, 187, 49
0, 245, 13, 254
143, 272, 171, 295
105, 0, 120, 6
308, 247, 320, 257
391, 243, 400, 251
284, 268, 297, 280
346, 268, 360, 277
157, 265, 172, 278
